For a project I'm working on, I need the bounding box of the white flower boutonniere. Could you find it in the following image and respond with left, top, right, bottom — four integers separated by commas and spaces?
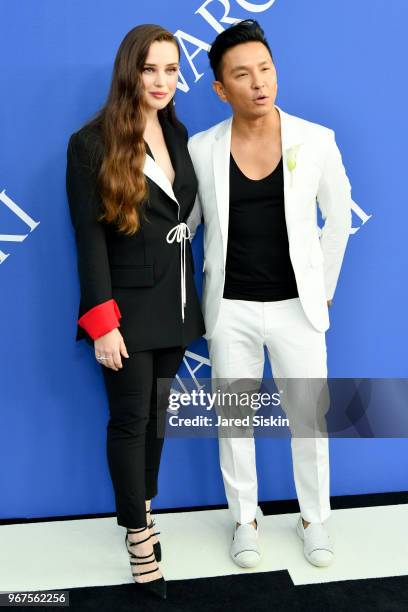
285, 144, 302, 187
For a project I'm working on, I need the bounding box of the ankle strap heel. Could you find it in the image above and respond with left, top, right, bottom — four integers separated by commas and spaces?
124, 526, 167, 600
146, 509, 162, 562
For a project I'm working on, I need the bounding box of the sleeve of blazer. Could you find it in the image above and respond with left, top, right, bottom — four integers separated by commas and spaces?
186, 194, 203, 242
66, 132, 122, 340
317, 129, 353, 301
186, 135, 203, 242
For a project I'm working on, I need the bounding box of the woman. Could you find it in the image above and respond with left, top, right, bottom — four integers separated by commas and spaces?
66, 25, 205, 599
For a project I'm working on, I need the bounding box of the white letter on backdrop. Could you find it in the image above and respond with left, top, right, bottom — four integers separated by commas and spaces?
196, 0, 240, 34
235, 0, 276, 11
174, 30, 211, 82
0, 190, 40, 264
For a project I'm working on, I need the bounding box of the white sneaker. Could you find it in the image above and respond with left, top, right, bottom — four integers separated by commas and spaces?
296, 516, 334, 567
230, 520, 261, 568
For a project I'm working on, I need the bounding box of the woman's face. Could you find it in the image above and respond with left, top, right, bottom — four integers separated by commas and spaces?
141, 40, 180, 113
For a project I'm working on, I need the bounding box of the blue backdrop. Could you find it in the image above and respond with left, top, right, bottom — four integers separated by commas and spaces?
1, 0, 407, 520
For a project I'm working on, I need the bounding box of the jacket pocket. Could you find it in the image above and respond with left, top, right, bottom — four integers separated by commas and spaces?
110, 264, 154, 287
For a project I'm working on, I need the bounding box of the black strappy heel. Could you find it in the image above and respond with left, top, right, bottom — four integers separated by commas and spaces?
125, 527, 166, 600
146, 508, 162, 562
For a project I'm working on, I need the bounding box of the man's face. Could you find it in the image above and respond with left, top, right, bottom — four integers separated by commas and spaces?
213, 41, 277, 119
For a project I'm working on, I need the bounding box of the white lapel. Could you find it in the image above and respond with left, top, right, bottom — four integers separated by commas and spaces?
143, 153, 179, 205
276, 104, 304, 187
211, 108, 304, 261
275, 105, 304, 238
212, 117, 233, 265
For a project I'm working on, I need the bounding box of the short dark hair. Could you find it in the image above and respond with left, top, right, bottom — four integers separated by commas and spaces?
208, 19, 273, 81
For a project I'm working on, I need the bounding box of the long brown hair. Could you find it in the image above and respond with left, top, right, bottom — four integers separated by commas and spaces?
90, 25, 180, 235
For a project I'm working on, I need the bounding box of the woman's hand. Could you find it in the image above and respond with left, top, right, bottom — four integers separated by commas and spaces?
94, 328, 129, 371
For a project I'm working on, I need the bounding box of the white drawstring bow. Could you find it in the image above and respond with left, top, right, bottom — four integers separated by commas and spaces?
166, 222, 191, 321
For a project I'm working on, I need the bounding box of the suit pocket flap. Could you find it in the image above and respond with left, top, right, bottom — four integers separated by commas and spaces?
110, 264, 154, 287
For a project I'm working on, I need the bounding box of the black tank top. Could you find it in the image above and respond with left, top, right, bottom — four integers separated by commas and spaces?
223, 154, 299, 302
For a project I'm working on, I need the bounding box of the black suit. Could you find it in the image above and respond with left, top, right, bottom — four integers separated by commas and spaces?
66, 113, 205, 528
66, 113, 205, 352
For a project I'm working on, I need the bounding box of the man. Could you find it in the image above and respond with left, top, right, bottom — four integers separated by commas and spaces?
187, 20, 352, 568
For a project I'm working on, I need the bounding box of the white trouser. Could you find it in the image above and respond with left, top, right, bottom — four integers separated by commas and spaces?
208, 297, 331, 525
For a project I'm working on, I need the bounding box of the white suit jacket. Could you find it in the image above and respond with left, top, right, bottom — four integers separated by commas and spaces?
187, 105, 352, 339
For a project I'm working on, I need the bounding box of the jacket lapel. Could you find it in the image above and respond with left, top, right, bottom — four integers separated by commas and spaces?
212, 117, 233, 264
160, 115, 182, 190
275, 105, 304, 241
212, 109, 304, 262
143, 153, 179, 205
142, 114, 181, 206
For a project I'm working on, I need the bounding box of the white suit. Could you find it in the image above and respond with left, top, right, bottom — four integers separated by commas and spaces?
188, 105, 352, 337
187, 106, 352, 524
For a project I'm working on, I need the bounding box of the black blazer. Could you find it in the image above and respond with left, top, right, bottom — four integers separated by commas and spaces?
66, 113, 205, 352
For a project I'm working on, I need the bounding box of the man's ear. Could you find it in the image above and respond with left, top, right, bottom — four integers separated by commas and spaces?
212, 80, 228, 103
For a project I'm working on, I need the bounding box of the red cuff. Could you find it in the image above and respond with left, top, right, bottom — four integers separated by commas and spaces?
78, 299, 122, 340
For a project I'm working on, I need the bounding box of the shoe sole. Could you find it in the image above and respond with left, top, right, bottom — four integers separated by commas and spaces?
305, 553, 334, 567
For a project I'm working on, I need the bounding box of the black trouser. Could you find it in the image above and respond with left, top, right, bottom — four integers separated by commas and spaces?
101, 346, 184, 528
